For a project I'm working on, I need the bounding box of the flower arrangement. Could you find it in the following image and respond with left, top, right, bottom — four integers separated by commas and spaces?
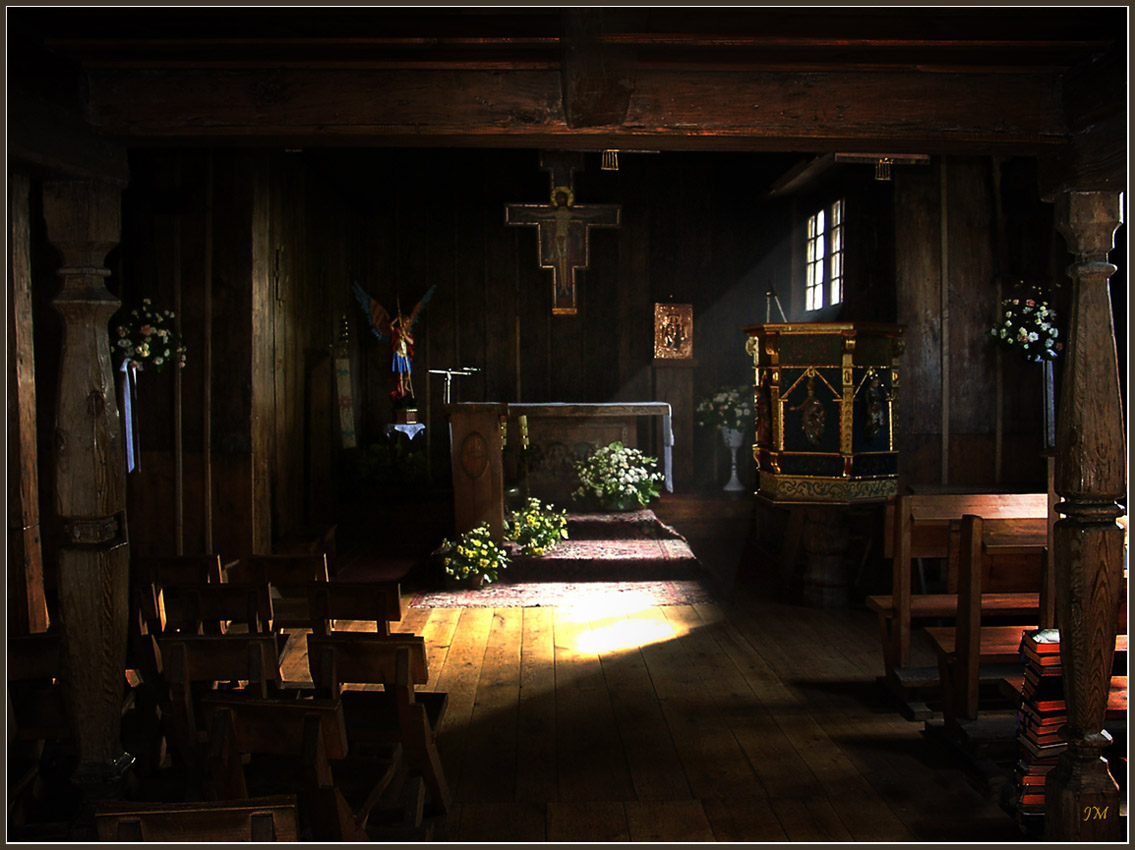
695, 385, 753, 432
437, 523, 510, 585
989, 294, 1063, 362
505, 497, 568, 556
571, 441, 664, 512
112, 298, 187, 373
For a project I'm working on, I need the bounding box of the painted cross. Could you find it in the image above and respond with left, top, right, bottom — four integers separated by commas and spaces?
505, 151, 621, 315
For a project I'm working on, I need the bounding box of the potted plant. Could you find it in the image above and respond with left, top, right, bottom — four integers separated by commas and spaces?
571, 441, 664, 512
437, 523, 509, 588
505, 497, 568, 556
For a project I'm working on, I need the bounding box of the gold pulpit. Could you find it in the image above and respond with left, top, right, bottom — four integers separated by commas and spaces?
744, 322, 904, 503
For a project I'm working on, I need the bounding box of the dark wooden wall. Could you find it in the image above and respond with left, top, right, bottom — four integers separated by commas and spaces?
26, 147, 1122, 563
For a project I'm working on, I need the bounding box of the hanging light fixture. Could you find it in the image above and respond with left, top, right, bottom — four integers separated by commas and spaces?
835, 153, 929, 182
601, 149, 619, 171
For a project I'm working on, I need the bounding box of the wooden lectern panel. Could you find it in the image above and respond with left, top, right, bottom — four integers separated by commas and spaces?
446, 403, 508, 540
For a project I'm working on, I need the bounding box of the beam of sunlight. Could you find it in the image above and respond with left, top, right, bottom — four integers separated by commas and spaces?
574, 617, 683, 654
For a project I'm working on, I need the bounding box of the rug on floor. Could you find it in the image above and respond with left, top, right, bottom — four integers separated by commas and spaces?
409, 579, 716, 609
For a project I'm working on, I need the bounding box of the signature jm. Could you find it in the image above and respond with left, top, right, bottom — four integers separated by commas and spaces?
1082, 806, 1109, 821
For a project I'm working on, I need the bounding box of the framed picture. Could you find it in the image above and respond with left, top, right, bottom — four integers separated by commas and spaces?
654, 303, 693, 359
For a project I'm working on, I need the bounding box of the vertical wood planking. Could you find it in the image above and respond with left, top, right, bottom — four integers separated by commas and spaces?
7, 172, 48, 633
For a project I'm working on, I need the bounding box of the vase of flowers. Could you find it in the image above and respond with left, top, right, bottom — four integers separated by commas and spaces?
989, 290, 1063, 445
988, 294, 1062, 363
696, 385, 753, 491
110, 298, 188, 373
505, 497, 569, 556
571, 441, 664, 512
437, 523, 510, 587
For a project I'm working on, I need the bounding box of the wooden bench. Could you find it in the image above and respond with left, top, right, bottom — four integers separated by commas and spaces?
230, 554, 330, 633
306, 632, 451, 816
155, 633, 285, 793
157, 582, 275, 636
199, 694, 424, 841
865, 491, 1051, 715
308, 581, 404, 636
94, 795, 300, 842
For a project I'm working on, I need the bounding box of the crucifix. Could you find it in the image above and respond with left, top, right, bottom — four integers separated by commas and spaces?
504, 151, 621, 315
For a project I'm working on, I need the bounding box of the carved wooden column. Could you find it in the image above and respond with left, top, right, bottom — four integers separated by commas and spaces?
1044, 191, 1125, 841
42, 180, 133, 788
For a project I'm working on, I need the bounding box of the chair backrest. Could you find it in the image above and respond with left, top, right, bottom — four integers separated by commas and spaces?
200, 693, 351, 761
235, 554, 329, 585
884, 492, 1049, 558
308, 581, 403, 635
158, 582, 274, 634
94, 795, 300, 842
134, 554, 225, 588
157, 633, 282, 691
306, 632, 429, 691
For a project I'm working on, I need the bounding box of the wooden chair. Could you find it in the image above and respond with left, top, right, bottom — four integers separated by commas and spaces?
134, 554, 226, 587
306, 632, 451, 816
924, 514, 1045, 733
155, 633, 285, 791
199, 694, 423, 841
157, 582, 275, 636
230, 555, 330, 631
94, 795, 299, 842
865, 491, 1050, 716
307, 581, 403, 635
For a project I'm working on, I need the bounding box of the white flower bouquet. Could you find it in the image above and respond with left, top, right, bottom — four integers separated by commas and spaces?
112, 298, 187, 373
571, 441, 664, 512
989, 295, 1063, 362
696, 385, 753, 432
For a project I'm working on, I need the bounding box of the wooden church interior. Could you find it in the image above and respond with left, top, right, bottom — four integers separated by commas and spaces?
6, 6, 1129, 843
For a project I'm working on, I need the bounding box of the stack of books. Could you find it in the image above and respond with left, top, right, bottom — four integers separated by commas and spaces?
1014, 628, 1066, 828
1011, 628, 1129, 833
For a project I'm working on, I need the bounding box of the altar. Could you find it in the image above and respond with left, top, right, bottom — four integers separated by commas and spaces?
509, 402, 674, 505
447, 402, 673, 538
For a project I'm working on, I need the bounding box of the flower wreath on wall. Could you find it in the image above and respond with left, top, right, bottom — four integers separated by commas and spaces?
988, 287, 1063, 363
110, 298, 188, 472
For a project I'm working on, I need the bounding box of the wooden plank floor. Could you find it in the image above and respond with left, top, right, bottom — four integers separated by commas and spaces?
282, 564, 1033, 839
277, 492, 1039, 842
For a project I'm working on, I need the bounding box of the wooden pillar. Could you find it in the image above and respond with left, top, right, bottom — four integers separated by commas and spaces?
42, 180, 133, 786
8, 173, 50, 634
1044, 191, 1125, 841
447, 403, 508, 540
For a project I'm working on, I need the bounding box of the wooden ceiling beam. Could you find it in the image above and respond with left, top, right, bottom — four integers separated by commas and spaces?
82, 66, 1068, 155
560, 9, 635, 129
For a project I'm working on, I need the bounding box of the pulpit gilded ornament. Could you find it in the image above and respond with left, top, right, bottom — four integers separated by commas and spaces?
744, 322, 904, 606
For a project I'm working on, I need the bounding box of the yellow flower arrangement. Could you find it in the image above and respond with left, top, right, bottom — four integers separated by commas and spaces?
505, 497, 568, 556
111, 298, 187, 373
438, 523, 509, 585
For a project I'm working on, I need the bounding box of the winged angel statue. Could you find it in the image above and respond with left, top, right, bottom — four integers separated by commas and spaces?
351, 281, 437, 404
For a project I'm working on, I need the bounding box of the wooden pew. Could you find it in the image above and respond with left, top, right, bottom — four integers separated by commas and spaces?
157, 582, 275, 636
306, 632, 451, 816
924, 514, 1047, 733
155, 633, 285, 792
230, 554, 330, 632
94, 795, 299, 842
866, 491, 1050, 715
307, 581, 404, 636
199, 694, 421, 841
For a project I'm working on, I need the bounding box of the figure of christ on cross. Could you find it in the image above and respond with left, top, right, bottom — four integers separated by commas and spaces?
505, 183, 621, 315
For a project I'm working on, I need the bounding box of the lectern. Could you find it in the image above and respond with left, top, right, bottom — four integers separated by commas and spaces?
446, 403, 508, 540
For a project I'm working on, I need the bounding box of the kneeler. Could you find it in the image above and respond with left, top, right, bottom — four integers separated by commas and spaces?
306, 632, 452, 816
200, 696, 423, 841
